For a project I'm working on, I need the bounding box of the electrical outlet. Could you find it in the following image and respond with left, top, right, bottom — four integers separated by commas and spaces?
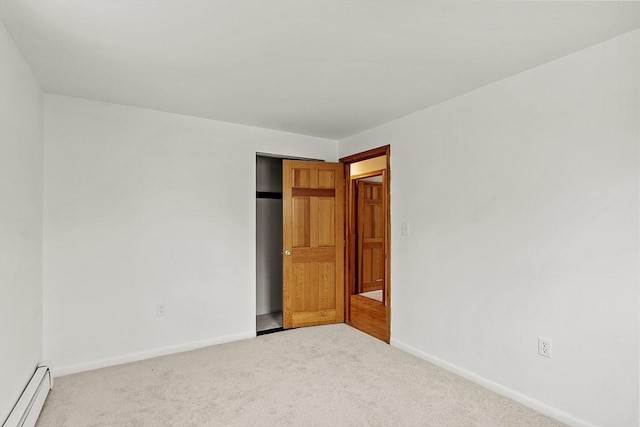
156, 303, 165, 317
538, 337, 551, 358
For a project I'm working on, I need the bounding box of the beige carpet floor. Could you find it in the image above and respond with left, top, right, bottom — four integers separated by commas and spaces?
36, 324, 563, 427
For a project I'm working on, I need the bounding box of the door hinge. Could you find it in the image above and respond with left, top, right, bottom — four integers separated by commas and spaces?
343, 240, 346, 247
343, 179, 346, 186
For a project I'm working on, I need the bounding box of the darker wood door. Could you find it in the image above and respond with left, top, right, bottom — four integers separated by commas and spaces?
282, 160, 344, 328
357, 181, 385, 295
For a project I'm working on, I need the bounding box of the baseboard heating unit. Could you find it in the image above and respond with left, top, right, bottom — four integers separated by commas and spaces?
3, 365, 53, 427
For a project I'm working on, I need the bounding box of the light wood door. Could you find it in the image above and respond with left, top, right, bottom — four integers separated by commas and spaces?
357, 181, 385, 294
282, 160, 344, 328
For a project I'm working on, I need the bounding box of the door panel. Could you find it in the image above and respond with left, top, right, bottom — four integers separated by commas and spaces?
292, 198, 310, 247
357, 181, 385, 293
350, 294, 387, 341
283, 160, 344, 328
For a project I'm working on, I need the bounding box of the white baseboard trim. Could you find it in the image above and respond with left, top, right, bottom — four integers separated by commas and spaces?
391, 338, 593, 427
52, 331, 256, 377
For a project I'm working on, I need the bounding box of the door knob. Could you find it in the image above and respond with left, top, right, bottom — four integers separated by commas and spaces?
283, 250, 291, 256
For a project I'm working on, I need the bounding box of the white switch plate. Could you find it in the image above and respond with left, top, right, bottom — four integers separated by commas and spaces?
401, 221, 410, 236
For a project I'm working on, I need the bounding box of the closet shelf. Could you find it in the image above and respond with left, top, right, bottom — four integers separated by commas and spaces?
256, 191, 282, 199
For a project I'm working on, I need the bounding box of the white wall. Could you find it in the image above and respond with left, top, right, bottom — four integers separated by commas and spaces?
340, 30, 639, 426
0, 20, 44, 423
43, 95, 337, 374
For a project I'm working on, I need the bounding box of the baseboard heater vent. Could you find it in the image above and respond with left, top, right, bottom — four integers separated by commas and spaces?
3, 365, 53, 427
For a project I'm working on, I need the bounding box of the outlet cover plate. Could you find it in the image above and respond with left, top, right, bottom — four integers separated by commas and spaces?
538, 337, 551, 358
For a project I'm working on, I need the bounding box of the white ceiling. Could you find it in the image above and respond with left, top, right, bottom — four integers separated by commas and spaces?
1, 1, 638, 139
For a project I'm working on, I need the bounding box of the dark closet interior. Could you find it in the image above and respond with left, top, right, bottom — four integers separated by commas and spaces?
256, 155, 284, 334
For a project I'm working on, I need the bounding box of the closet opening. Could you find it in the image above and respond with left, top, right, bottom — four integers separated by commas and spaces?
256, 154, 284, 335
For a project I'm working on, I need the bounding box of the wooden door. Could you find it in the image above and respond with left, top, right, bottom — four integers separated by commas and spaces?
282, 160, 344, 328
357, 181, 385, 294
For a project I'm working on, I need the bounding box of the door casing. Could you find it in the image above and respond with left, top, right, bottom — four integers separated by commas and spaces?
340, 145, 391, 343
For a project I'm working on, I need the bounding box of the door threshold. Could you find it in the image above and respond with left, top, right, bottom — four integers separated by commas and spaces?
257, 327, 284, 336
